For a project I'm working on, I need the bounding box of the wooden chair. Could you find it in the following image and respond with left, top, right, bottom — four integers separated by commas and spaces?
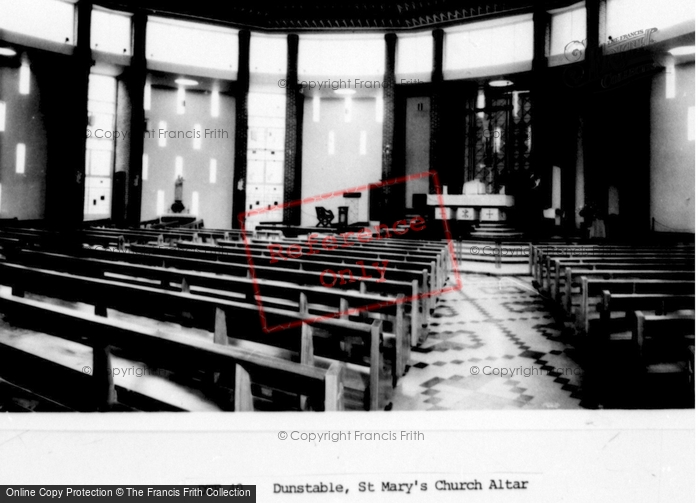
315, 207, 334, 227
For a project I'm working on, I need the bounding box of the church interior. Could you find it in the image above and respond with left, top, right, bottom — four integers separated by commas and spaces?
0, 0, 695, 412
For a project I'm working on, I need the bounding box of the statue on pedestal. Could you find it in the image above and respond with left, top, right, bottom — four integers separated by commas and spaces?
171, 176, 185, 214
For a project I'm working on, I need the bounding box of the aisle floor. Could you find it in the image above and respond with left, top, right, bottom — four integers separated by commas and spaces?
393, 274, 586, 411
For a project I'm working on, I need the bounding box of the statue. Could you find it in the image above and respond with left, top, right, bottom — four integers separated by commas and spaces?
171, 176, 185, 214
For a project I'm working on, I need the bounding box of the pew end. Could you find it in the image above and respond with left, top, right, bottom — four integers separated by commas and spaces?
632, 311, 695, 406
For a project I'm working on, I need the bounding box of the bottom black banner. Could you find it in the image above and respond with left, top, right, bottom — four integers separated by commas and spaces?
1, 486, 256, 502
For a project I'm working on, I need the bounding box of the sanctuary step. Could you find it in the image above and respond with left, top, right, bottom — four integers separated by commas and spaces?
448, 240, 530, 269
470, 222, 524, 240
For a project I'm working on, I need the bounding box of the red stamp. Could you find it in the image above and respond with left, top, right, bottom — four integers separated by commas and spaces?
238, 171, 461, 332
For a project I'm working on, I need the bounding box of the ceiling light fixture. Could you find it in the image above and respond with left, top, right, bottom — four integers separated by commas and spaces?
175, 78, 199, 86
488, 80, 514, 87
0, 47, 18, 57
334, 89, 356, 95
668, 46, 695, 57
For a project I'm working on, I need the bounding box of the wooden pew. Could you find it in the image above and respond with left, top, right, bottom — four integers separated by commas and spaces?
596, 291, 695, 342
9, 248, 412, 380
125, 244, 428, 344
103, 225, 451, 276
2, 226, 215, 248
88, 227, 224, 244
548, 257, 694, 299
96, 225, 452, 299
0, 228, 127, 250
179, 241, 435, 289
0, 236, 21, 254
252, 232, 450, 264
270, 235, 452, 293
213, 238, 446, 308
563, 268, 695, 317
175, 240, 435, 312
0, 293, 344, 411
576, 279, 695, 333
2, 227, 439, 345
241, 234, 449, 269
0, 262, 387, 410
536, 246, 693, 281
632, 311, 694, 398
4, 226, 449, 305
532, 244, 693, 284
262, 235, 453, 295
546, 256, 693, 302
544, 252, 694, 287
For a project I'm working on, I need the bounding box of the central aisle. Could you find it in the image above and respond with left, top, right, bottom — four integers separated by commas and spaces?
393, 273, 586, 411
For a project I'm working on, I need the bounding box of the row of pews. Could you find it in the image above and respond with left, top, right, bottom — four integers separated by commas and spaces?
530, 242, 695, 407
0, 224, 452, 413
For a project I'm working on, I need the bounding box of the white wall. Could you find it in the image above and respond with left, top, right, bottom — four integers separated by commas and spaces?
300, 97, 382, 226
650, 62, 695, 233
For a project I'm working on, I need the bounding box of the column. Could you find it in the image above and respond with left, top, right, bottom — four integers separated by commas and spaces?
124, 10, 147, 226
380, 33, 398, 222
428, 29, 444, 194
232, 30, 251, 229
531, 6, 550, 208
582, 0, 608, 210
283, 34, 302, 225
45, 0, 92, 229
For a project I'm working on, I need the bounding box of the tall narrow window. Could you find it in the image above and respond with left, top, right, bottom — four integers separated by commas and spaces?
312, 96, 321, 122
175, 156, 183, 179
375, 95, 384, 123
156, 190, 165, 215
493, 127, 503, 153
246, 90, 286, 227
359, 131, 367, 155
511, 91, 521, 117
477, 88, 486, 109
142, 154, 149, 181
193, 124, 202, 150
191, 191, 200, 216
666, 64, 676, 99
476, 87, 486, 119
209, 158, 217, 183
0, 101, 5, 132
211, 90, 220, 118
19, 61, 30, 95
144, 82, 152, 111
328, 131, 335, 155
85, 74, 117, 218
16, 143, 26, 174
158, 121, 167, 147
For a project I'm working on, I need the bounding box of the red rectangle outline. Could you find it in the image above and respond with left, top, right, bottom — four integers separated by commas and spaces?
237, 170, 462, 333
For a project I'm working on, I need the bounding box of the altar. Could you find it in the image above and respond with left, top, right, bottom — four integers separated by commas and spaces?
426, 181, 515, 222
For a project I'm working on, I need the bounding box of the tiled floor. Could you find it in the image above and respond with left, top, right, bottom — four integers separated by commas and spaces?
393, 273, 586, 411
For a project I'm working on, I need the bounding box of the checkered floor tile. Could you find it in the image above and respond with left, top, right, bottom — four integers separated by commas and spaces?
393, 274, 586, 411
